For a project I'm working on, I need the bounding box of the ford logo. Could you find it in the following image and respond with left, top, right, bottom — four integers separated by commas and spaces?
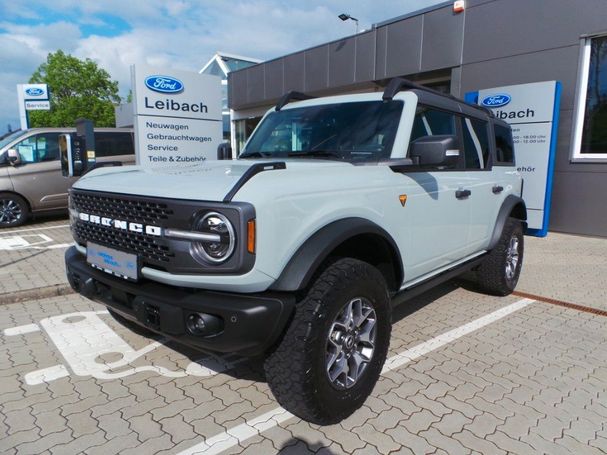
25, 87, 44, 97
144, 75, 184, 94
481, 93, 511, 108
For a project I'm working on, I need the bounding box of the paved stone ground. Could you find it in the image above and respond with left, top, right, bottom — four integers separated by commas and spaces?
1, 284, 606, 454
2, 218, 607, 453
519, 232, 607, 310
0, 217, 71, 297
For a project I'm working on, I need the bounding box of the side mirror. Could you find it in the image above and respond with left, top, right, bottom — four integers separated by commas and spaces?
409, 135, 460, 168
7, 149, 21, 166
217, 142, 232, 160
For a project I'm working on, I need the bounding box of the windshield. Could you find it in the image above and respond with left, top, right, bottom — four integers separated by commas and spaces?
240, 100, 403, 162
0, 130, 27, 149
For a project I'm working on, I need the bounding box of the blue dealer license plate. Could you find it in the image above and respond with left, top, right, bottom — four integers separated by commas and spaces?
87, 242, 139, 281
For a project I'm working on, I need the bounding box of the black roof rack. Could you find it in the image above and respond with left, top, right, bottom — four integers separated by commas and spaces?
381, 77, 494, 117
275, 91, 315, 111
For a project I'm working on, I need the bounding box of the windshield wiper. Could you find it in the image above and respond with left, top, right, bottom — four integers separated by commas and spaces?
287, 150, 346, 160
239, 151, 272, 159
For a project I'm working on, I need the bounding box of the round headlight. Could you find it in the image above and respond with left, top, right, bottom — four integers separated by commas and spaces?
191, 212, 236, 264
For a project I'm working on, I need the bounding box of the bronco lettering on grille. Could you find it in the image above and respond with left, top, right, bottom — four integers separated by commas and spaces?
78, 212, 162, 236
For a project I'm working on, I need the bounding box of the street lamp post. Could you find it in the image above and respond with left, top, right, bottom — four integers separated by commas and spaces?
338, 13, 359, 34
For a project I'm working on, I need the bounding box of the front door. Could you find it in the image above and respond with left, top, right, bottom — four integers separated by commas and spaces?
7, 132, 76, 211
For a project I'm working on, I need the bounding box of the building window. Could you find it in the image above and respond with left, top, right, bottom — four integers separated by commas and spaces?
234, 117, 262, 155
572, 35, 607, 162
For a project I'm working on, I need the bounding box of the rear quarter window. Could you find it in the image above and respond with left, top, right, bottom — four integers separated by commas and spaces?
494, 124, 515, 165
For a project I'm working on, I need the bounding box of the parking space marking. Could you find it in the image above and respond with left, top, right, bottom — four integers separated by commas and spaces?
187, 407, 295, 455
3, 323, 40, 336
514, 290, 607, 316
178, 298, 535, 455
383, 297, 534, 372
0, 234, 52, 250
24, 365, 70, 384
0, 233, 72, 251
0, 224, 70, 235
45, 243, 72, 249
10, 310, 243, 386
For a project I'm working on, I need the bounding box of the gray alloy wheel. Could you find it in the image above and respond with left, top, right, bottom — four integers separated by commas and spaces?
505, 236, 520, 282
0, 194, 27, 227
326, 297, 377, 389
264, 258, 391, 425
476, 217, 524, 296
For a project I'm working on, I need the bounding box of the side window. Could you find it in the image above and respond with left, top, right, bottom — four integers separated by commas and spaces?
94, 133, 134, 157
410, 106, 457, 142
462, 117, 490, 169
494, 124, 515, 165
409, 107, 459, 169
12, 134, 59, 163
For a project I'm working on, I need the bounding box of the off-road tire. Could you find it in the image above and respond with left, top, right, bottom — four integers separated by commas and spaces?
264, 258, 391, 425
0, 193, 29, 227
476, 217, 524, 296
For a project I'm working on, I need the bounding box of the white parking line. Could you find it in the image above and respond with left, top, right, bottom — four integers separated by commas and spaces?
0, 224, 70, 235
3, 323, 40, 336
24, 365, 70, 384
177, 298, 535, 455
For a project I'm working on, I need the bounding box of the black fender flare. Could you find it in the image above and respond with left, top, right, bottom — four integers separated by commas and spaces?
270, 218, 404, 292
488, 195, 527, 250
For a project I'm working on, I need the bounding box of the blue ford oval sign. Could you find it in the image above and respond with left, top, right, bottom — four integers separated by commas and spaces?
481, 93, 511, 108
25, 87, 44, 97
144, 75, 184, 94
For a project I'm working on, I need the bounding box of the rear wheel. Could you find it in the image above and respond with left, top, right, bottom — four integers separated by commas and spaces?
0, 193, 28, 227
476, 217, 524, 296
264, 258, 391, 425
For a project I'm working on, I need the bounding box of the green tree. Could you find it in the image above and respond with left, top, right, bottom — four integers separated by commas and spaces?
28, 50, 120, 127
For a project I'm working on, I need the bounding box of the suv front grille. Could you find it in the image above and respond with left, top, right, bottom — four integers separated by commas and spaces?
74, 223, 173, 262
71, 191, 176, 265
71, 192, 174, 225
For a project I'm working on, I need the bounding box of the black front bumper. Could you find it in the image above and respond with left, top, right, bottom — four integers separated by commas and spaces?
65, 246, 294, 356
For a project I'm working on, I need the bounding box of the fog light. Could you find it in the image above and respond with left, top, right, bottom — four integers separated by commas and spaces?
187, 314, 206, 334
186, 313, 224, 336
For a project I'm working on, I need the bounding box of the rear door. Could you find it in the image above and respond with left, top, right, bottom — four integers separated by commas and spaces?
458, 116, 497, 252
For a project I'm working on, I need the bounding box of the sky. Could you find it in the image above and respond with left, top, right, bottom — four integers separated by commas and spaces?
0, 0, 444, 133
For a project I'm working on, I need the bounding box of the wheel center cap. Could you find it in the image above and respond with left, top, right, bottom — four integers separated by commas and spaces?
344, 334, 355, 350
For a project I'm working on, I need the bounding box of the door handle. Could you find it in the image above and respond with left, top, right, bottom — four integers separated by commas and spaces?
455, 189, 471, 199
492, 185, 504, 194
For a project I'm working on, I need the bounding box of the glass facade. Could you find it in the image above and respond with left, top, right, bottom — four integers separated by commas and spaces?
234, 117, 262, 155
201, 54, 260, 141
580, 35, 607, 155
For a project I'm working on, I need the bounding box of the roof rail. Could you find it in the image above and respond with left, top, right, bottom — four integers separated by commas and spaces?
275, 91, 315, 111
381, 77, 494, 117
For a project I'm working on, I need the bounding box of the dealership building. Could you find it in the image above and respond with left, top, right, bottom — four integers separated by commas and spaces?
227, 0, 607, 237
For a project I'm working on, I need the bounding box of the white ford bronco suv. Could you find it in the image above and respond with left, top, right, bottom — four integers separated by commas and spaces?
65, 78, 526, 424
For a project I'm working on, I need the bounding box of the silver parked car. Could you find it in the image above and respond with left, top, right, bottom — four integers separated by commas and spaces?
0, 127, 134, 227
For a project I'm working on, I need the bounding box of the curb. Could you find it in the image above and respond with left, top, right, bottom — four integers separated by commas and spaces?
0, 284, 74, 305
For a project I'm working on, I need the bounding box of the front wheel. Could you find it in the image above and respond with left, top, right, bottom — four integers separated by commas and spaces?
476, 217, 524, 296
264, 258, 391, 425
0, 193, 29, 227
